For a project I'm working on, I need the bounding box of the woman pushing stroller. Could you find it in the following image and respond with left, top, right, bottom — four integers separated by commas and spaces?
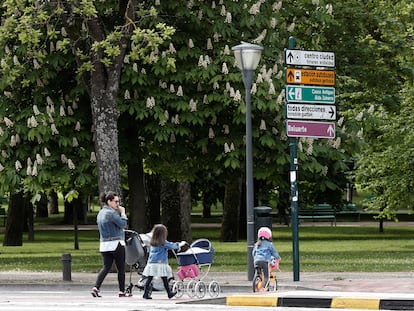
142, 224, 186, 299
252, 227, 281, 290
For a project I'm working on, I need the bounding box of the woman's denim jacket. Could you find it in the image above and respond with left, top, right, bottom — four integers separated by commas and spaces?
97, 205, 127, 242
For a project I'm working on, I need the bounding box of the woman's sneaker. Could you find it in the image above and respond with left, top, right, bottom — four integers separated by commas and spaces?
91, 287, 101, 297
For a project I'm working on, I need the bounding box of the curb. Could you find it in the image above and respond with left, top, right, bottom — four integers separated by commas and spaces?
226, 294, 414, 310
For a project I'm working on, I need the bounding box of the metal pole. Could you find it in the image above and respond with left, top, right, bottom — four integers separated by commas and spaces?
287, 36, 300, 281
242, 69, 255, 281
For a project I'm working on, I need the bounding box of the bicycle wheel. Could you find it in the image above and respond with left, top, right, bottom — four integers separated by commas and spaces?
252, 269, 263, 292
268, 273, 278, 291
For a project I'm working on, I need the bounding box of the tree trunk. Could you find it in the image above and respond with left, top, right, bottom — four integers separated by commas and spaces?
35, 193, 48, 218
91, 94, 122, 195
3, 192, 25, 246
147, 174, 161, 229
161, 178, 181, 241
47, 189, 59, 215
24, 196, 34, 242
127, 160, 147, 232
179, 181, 192, 242
221, 175, 242, 242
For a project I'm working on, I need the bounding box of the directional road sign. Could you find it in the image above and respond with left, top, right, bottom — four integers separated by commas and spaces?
286, 68, 335, 86
287, 120, 335, 138
285, 49, 335, 68
285, 85, 335, 104
287, 104, 336, 120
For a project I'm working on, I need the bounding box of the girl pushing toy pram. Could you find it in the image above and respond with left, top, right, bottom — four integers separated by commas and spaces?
252, 227, 281, 292
142, 224, 186, 299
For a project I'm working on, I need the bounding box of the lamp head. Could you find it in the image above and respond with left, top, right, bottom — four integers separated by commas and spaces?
232, 43, 263, 71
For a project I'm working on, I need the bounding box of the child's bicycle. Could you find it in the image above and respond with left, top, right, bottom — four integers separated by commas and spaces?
252, 258, 279, 292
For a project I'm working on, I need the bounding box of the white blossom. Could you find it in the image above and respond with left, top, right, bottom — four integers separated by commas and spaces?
32, 162, 38, 176
169, 43, 176, 54
268, 82, 276, 95
75, 121, 81, 131
249, 2, 261, 15
176, 86, 183, 96
203, 95, 209, 104
0, 163, 4, 172
251, 83, 257, 95
44, 147, 51, 157
188, 39, 194, 48
208, 128, 215, 139
67, 106, 74, 115
133, 63, 138, 72
337, 117, 344, 127
33, 59, 41, 69
1, 151, 8, 158
61, 154, 68, 164
220, 5, 226, 16
223, 125, 229, 134
10, 135, 16, 147
273, 1, 282, 12
67, 159, 75, 170
169, 84, 175, 93
230, 142, 235, 151
3, 91, 12, 98
33, 105, 41, 115
59, 105, 65, 117
172, 114, 180, 125
260, 120, 267, 130
36, 154, 43, 165
189, 99, 197, 112
90, 152, 96, 163
270, 18, 277, 29
272, 127, 278, 135
26, 164, 32, 176
4, 117, 14, 128
15, 160, 22, 171
368, 105, 375, 114
326, 4, 333, 15
124, 55, 130, 63
0, 127, 3, 136
211, 1, 216, 9
13, 55, 20, 66
170, 134, 176, 143
72, 137, 79, 147
207, 38, 213, 50
146, 97, 155, 109
355, 112, 363, 121
124, 90, 130, 99
223, 45, 230, 55
225, 12, 232, 23
233, 90, 241, 102
224, 142, 231, 153
51, 124, 59, 135
287, 22, 295, 33
222, 62, 229, 74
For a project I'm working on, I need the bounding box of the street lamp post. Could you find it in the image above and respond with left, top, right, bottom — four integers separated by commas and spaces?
232, 43, 263, 281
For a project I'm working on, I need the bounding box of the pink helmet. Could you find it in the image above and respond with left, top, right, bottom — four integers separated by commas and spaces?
257, 227, 272, 240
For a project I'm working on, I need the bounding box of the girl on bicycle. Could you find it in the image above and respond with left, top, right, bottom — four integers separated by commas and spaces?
252, 227, 281, 290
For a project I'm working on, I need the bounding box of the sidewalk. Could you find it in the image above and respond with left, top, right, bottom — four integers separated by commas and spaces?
1, 271, 414, 309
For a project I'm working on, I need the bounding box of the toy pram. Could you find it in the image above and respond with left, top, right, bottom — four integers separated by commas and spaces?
172, 238, 220, 298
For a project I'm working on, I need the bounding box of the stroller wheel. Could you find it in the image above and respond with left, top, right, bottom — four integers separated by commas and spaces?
195, 281, 206, 299
208, 281, 220, 297
172, 281, 185, 298
187, 280, 197, 298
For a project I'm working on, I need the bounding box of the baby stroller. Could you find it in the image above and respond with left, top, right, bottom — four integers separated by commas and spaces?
124, 229, 151, 295
124, 229, 176, 295
172, 238, 220, 299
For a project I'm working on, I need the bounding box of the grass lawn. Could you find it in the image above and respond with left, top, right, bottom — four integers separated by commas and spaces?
1, 224, 414, 273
